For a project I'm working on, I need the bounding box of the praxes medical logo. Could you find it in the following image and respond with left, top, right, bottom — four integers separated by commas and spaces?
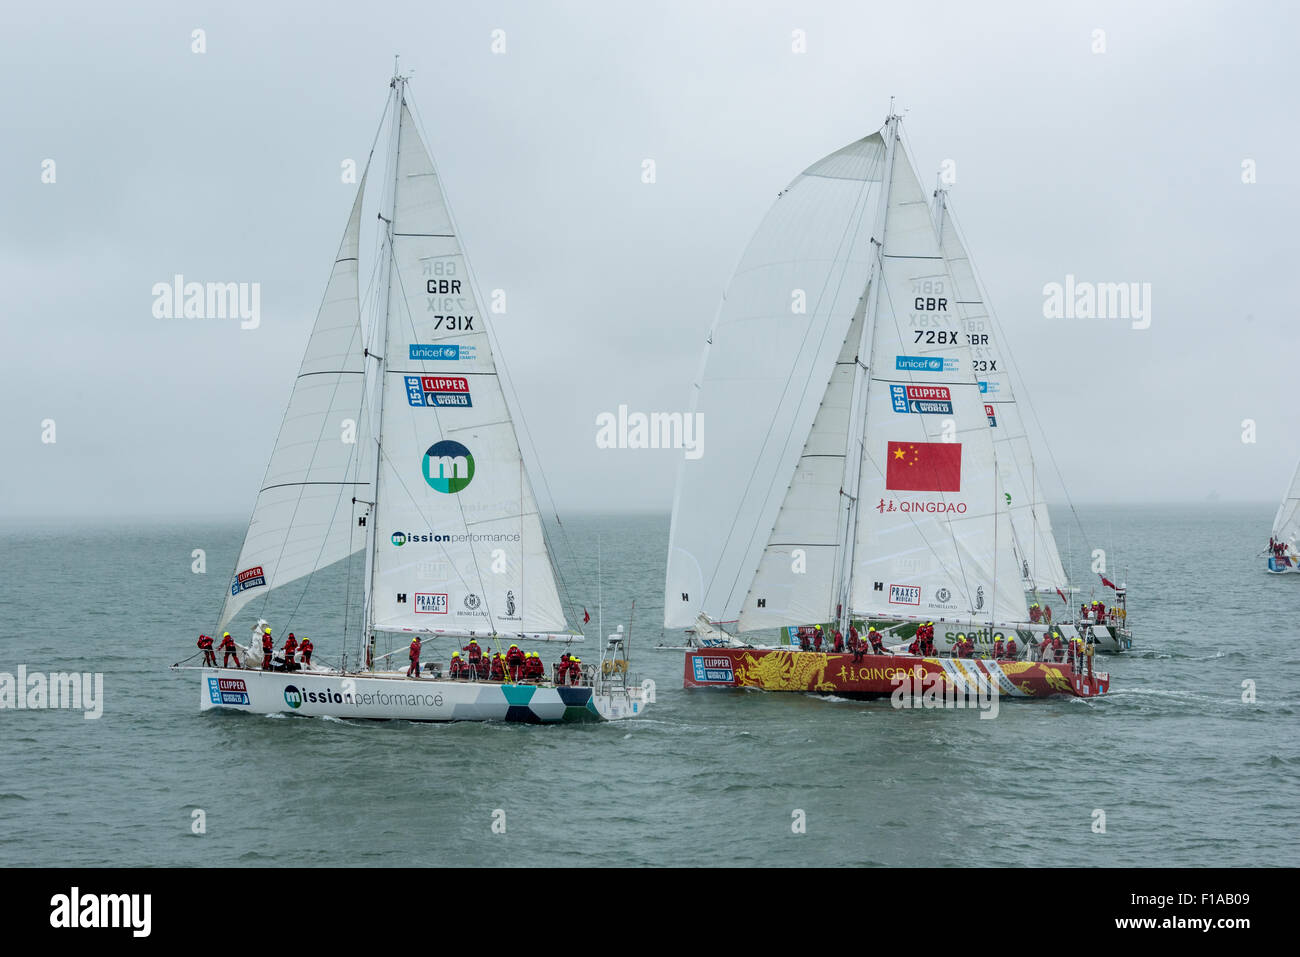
405, 375, 472, 407
422, 440, 475, 493
414, 593, 448, 614
889, 584, 921, 605
890, 384, 952, 415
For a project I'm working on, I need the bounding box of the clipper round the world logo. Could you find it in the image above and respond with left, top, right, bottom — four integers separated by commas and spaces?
422, 440, 475, 493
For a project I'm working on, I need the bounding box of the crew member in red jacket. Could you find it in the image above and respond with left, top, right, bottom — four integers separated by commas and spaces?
463, 639, 483, 677
406, 636, 421, 677
506, 644, 525, 681
299, 636, 313, 667
489, 653, 506, 681
992, 635, 1005, 658
283, 633, 298, 672
261, 627, 274, 670
1005, 635, 1018, 659
448, 651, 465, 678
197, 634, 217, 667
868, 628, 886, 655
568, 656, 583, 685
832, 629, 844, 653
218, 632, 241, 669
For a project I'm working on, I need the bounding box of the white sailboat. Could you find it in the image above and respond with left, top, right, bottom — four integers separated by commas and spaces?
667, 109, 1107, 698
1266, 457, 1300, 573
178, 72, 647, 722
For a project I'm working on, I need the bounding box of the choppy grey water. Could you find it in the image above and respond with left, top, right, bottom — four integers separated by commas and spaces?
1, 504, 1295, 867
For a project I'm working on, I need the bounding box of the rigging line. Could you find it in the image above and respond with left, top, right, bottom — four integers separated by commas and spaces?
709, 137, 885, 616
405, 93, 585, 630
941, 192, 1088, 576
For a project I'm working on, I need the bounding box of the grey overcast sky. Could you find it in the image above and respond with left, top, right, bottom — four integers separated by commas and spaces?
1, 0, 1296, 521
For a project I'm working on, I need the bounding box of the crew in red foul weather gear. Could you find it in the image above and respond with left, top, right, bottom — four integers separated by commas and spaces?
299, 636, 313, 667
261, 628, 274, 670
407, 637, 421, 677
568, 656, 583, 685
1029, 603, 1042, 623
868, 629, 886, 655
907, 637, 921, 656
1005, 636, 1018, 659
993, 636, 1005, 658
197, 635, 217, 667
813, 626, 823, 652
218, 632, 241, 668
490, 653, 506, 681
506, 644, 525, 681
833, 630, 844, 653
283, 633, 299, 672
448, 651, 466, 679
1043, 605, 1052, 623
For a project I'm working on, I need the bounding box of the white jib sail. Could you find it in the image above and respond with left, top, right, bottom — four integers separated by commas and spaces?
934, 189, 1068, 592
368, 102, 567, 637
1271, 457, 1300, 545
850, 134, 1028, 626
218, 175, 371, 629
664, 134, 888, 628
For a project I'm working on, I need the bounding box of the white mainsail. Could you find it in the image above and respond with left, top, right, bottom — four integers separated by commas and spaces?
664, 135, 889, 628
1271, 457, 1300, 545
218, 175, 371, 629
934, 188, 1068, 592
848, 132, 1027, 625
366, 102, 569, 638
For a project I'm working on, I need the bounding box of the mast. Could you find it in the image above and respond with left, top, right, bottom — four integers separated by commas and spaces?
835, 108, 899, 639
361, 71, 405, 669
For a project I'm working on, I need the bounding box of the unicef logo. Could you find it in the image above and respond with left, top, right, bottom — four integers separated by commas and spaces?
422, 440, 475, 494
391, 531, 407, 546
283, 685, 303, 709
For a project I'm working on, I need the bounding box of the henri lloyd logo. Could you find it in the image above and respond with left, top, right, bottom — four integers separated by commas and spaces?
889, 584, 921, 605
415, 593, 448, 614
422, 440, 475, 493
410, 343, 477, 362
231, 566, 266, 595
50, 887, 151, 937
207, 677, 250, 706
895, 355, 958, 372
405, 375, 472, 408
890, 384, 952, 414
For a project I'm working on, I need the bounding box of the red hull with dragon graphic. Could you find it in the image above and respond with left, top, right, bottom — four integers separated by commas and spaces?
684, 648, 1108, 699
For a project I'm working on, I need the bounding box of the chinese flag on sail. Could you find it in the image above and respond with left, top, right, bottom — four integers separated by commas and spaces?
1056, 588, 1068, 604
885, 441, 962, 491
583, 608, 591, 624
1101, 577, 1117, 590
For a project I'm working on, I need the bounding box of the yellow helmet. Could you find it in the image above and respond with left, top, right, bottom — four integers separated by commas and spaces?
573, 656, 581, 662
223, 632, 230, 637
452, 651, 460, 657
263, 627, 271, 633
510, 643, 518, 648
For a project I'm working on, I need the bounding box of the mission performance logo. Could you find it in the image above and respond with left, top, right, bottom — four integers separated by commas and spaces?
405, 375, 472, 407
885, 441, 962, 492
422, 440, 475, 493
890, 384, 952, 414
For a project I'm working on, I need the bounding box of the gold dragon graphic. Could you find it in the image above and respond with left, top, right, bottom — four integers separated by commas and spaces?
734, 651, 837, 692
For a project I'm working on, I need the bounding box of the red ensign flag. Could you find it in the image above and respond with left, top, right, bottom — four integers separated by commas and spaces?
885, 441, 962, 492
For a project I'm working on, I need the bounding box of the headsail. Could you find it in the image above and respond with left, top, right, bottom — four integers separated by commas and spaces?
934, 189, 1068, 592
218, 175, 371, 629
1271, 457, 1300, 545
367, 102, 568, 637
664, 134, 888, 628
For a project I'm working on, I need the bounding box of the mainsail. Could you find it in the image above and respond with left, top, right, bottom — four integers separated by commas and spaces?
365, 101, 569, 638
933, 188, 1069, 592
664, 135, 889, 628
218, 175, 371, 629
1271, 457, 1300, 545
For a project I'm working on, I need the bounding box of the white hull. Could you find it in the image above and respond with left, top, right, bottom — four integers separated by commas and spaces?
193, 666, 646, 722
